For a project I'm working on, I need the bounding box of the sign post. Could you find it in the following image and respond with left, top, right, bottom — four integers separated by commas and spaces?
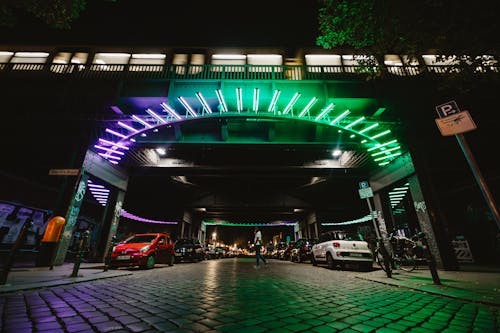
358, 181, 380, 239
435, 101, 500, 230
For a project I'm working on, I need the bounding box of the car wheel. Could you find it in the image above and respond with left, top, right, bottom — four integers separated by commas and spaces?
311, 255, 317, 266
326, 253, 335, 270
168, 254, 174, 266
143, 255, 155, 269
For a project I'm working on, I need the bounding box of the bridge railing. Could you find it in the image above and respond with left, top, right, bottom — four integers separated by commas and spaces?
0, 63, 497, 80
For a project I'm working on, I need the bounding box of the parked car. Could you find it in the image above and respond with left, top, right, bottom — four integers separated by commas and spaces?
290, 238, 317, 263
272, 242, 287, 259
281, 241, 295, 261
311, 230, 373, 271
174, 238, 204, 262
109, 233, 174, 269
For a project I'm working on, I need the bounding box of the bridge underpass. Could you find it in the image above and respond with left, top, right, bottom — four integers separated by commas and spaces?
45, 77, 455, 270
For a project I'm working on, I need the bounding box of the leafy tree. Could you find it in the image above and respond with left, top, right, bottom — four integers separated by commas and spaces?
316, 0, 500, 81
0, 0, 115, 29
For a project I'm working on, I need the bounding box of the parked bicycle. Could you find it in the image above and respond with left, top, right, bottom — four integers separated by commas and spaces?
374, 232, 426, 273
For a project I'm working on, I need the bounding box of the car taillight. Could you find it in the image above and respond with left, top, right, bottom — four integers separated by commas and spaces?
333, 242, 340, 248
367, 243, 371, 249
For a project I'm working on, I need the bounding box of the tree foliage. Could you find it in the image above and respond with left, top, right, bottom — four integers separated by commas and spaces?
0, 0, 87, 29
317, 0, 499, 55
316, 0, 499, 85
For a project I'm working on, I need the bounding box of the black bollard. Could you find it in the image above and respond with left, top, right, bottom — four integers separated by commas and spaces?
378, 238, 393, 278
0, 220, 33, 285
419, 232, 441, 285
103, 235, 117, 272
70, 230, 90, 278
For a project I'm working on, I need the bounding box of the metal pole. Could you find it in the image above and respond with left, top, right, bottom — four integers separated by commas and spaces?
366, 198, 380, 239
456, 133, 500, 230
70, 230, 90, 278
367, 198, 392, 277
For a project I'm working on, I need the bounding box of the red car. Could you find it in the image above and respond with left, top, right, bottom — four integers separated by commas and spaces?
109, 233, 175, 269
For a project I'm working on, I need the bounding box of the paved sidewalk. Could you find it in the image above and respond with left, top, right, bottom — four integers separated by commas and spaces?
1, 261, 499, 309
0, 262, 132, 294
357, 266, 500, 306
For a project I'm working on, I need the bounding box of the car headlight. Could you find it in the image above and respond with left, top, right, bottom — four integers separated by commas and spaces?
140, 245, 150, 252
112, 246, 116, 252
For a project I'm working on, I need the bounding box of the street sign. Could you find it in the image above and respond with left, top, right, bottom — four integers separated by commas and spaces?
435, 110, 477, 136
436, 100, 460, 118
48, 169, 80, 176
358, 187, 373, 199
359, 181, 370, 189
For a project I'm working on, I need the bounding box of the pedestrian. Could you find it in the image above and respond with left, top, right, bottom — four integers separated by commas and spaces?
253, 226, 268, 269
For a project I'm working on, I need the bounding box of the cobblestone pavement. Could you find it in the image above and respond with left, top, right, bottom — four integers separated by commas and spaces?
1, 258, 498, 333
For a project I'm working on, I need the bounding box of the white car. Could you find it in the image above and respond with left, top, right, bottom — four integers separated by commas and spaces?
311, 230, 373, 271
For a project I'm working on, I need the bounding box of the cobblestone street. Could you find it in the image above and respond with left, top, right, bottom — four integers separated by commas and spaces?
1, 258, 498, 332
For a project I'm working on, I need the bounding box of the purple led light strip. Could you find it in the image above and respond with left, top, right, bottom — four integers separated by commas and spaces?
120, 209, 178, 224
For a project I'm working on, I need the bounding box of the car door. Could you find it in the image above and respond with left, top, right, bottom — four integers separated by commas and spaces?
156, 235, 168, 263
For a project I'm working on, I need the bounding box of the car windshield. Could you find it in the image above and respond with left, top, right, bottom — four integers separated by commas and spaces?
124, 235, 156, 244
175, 240, 193, 247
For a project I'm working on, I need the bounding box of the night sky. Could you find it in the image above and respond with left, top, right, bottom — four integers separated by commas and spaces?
0, 0, 320, 48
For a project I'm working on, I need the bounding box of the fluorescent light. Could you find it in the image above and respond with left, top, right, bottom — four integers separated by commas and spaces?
330, 110, 350, 125
156, 148, 166, 155
236, 88, 243, 112
371, 146, 401, 156
160, 102, 182, 120
268, 90, 281, 112
344, 117, 365, 129
359, 123, 379, 134
282, 93, 301, 115
98, 153, 121, 160
94, 145, 125, 155
105, 128, 127, 139
132, 115, 152, 128
367, 139, 397, 151
146, 108, 167, 123
117, 121, 139, 133
374, 152, 401, 161
370, 130, 391, 140
178, 97, 198, 117
253, 88, 260, 112
298, 97, 318, 118
195, 92, 213, 114
98, 138, 129, 150
215, 89, 228, 112
315, 103, 335, 120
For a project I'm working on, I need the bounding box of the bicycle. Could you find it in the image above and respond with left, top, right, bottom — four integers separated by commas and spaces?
374, 233, 422, 273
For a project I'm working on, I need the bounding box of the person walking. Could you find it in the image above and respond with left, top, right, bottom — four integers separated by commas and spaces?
253, 226, 268, 269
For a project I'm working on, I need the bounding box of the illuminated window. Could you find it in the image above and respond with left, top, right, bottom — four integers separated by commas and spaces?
342, 55, 378, 73
189, 53, 205, 74
129, 53, 166, 72
422, 54, 461, 73
384, 55, 421, 76
211, 54, 246, 72
305, 54, 342, 73
92, 53, 130, 71
11, 52, 49, 70
0, 51, 13, 69
173, 53, 188, 75
247, 54, 282, 73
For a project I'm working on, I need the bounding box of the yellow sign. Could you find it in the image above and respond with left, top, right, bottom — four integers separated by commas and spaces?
48, 169, 80, 176
435, 110, 477, 136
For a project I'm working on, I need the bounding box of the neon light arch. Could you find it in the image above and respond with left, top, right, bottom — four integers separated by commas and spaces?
95, 89, 404, 167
